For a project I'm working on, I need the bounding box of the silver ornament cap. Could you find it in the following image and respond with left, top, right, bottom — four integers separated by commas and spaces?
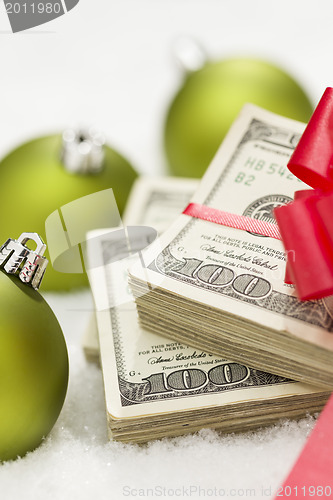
0, 233, 48, 290
61, 128, 106, 174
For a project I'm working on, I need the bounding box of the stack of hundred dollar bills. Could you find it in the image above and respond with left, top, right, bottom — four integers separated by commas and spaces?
86, 128, 330, 442
129, 105, 333, 393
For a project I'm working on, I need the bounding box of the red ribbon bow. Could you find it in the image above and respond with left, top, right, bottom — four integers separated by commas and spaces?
275, 87, 333, 301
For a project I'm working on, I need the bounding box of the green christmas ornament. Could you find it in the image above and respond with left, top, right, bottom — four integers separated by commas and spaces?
164, 38, 314, 178
0, 233, 69, 462
0, 130, 138, 290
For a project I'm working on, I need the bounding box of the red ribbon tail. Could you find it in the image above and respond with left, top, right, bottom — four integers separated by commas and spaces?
272, 393, 333, 500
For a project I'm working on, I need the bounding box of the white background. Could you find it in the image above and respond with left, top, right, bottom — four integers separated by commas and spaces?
0, 1, 332, 499
1, 0, 333, 175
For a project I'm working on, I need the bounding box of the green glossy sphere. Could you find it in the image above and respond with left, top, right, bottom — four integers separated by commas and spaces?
0, 270, 69, 461
165, 58, 314, 178
0, 135, 138, 290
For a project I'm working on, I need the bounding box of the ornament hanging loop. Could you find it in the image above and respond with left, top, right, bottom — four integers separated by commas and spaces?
0, 233, 48, 290
173, 36, 208, 74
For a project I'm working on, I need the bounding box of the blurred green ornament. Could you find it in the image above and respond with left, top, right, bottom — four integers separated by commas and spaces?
0, 233, 68, 462
0, 130, 138, 290
164, 39, 313, 178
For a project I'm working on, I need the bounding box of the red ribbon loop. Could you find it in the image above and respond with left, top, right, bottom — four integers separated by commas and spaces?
275, 190, 333, 300
288, 87, 333, 191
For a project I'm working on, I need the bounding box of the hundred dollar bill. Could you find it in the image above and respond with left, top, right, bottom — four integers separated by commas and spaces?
129, 104, 333, 390
87, 176, 328, 442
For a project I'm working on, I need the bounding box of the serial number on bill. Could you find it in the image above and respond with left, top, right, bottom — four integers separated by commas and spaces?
5, 2, 62, 14
242, 156, 297, 179
276, 485, 332, 497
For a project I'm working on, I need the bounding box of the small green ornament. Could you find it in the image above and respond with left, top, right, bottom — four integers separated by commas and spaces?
0, 233, 68, 462
164, 39, 314, 178
0, 130, 138, 290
